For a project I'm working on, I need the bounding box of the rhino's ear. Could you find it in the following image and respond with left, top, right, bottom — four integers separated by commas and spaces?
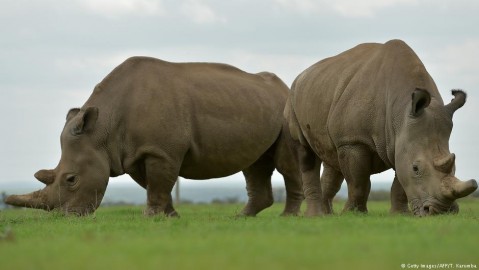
66, 108, 81, 122
445, 89, 467, 116
411, 88, 431, 117
71, 107, 99, 135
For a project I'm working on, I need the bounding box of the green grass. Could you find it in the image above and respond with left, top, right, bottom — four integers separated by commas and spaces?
1, 200, 478, 270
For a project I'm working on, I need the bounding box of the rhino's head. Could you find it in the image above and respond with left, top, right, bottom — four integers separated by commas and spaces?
5, 107, 110, 215
395, 89, 477, 216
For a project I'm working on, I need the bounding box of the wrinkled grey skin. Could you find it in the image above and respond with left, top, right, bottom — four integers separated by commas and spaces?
285, 39, 477, 217
6, 57, 303, 216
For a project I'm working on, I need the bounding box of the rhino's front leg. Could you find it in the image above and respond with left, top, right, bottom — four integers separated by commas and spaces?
338, 145, 372, 213
390, 174, 410, 214
144, 157, 180, 217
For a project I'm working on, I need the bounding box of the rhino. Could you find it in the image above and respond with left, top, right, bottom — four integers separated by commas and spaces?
5, 56, 303, 216
285, 39, 477, 217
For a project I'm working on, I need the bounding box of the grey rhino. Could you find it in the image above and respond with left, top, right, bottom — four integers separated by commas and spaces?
285, 39, 477, 217
6, 57, 303, 216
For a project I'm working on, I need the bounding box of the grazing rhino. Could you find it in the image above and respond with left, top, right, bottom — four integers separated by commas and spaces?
5, 57, 303, 216
285, 39, 477, 217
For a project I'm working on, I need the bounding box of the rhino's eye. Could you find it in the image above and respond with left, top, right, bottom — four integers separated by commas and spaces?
412, 164, 420, 176
66, 175, 77, 185
413, 165, 419, 172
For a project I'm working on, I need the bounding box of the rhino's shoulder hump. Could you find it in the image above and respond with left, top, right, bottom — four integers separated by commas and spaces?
256, 71, 284, 84
256, 71, 277, 78
383, 39, 417, 56
121, 56, 171, 68
384, 39, 408, 48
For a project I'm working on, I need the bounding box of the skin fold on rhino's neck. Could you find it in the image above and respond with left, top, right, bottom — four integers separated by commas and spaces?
82, 84, 126, 178
385, 65, 443, 170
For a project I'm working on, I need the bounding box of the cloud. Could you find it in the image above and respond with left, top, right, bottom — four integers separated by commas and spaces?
419, 39, 479, 90
180, 0, 226, 24
79, 0, 165, 17
273, 0, 417, 18
440, 39, 479, 75
77, 0, 225, 24
54, 54, 130, 72
333, 0, 418, 17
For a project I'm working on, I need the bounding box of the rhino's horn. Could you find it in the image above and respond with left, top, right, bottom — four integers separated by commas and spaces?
434, 153, 455, 174
4, 190, 49, 210
34, 169, 55, 185
445, 90, 466, 116
452, 179, 478, 198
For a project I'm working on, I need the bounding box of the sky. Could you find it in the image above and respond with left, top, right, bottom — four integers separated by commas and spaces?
1, 0, 478, 191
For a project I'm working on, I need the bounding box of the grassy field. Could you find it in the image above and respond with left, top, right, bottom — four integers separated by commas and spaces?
1, 200, 478, 270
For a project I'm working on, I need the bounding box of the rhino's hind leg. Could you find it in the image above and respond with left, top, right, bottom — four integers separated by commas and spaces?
240, 153, 275, 217
337, 145, 372, 213
320, 164, 344, 214
143, 156, 180, 217
277, 166, 303, 216
390, 174, 410, 214
274, 130, 303, 216
299, 145, 323, 217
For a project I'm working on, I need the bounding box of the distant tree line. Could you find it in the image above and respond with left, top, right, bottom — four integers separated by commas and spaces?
2, 188, 478, 209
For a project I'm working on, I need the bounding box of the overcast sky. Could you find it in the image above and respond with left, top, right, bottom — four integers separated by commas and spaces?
1, 0, 478, 191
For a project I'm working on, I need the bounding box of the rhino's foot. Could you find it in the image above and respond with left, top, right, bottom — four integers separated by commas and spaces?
303, 199, 323, 217
144, 206, 180, 217
240, 197, 274, 217
342, 202, 368, 214
239, 205, 270, 217
144, 206, 163, 216
166, 210, 180, 218
320, 199, 335, 215
280, 199, 303, 216
304, 209, 322, 217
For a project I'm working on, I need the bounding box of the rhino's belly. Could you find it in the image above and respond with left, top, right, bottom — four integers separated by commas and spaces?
178, 124, 279, 180
178, 147, 268, 179
178, 154, 261, 180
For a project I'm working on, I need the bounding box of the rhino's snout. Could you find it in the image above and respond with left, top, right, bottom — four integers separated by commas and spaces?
62, 204, 97, 216
420, 205, 431, 217
420, 205, 459, 217
415, 199, 459, 217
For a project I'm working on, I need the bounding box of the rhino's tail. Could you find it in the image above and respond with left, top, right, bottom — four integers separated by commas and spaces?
284, 92, 309, 147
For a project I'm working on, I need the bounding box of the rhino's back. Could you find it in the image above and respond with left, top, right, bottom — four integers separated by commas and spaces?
290, 40, 436, 169
86, 57, 289, 179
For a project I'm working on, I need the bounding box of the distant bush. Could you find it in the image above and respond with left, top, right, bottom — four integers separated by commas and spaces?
101, 201, 136, 207
211, 197, 240, 204
1, 192, 12, 209
272, 187, 286, 203
368, 190, 390, 201
179, 199, 194, 205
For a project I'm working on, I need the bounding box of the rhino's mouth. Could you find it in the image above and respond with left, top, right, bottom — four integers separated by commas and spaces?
58, 202, 98, 216
410, 197, 458, 216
